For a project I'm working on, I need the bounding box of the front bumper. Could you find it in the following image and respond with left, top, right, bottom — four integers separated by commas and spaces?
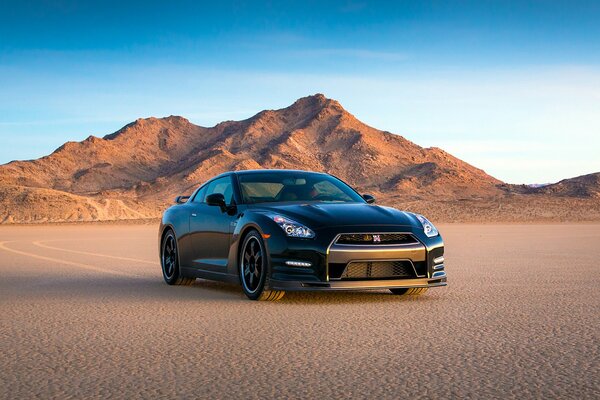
266, 226, 446, 292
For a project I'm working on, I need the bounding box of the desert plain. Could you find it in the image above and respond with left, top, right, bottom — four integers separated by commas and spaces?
0, 223, 598, 399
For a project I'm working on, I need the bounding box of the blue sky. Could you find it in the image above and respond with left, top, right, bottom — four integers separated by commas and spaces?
1, 0, 599, 183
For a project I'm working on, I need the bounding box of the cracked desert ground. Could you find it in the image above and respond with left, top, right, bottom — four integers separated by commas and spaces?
1, 224, 598, 399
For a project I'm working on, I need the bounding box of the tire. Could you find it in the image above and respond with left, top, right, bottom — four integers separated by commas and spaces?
161, 229, 195, 286
389, 287, 429, 296
239, 230, 285, 301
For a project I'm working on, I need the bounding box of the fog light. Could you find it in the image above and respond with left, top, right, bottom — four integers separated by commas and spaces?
433, 256, 444, 264
285, 260, 312, 267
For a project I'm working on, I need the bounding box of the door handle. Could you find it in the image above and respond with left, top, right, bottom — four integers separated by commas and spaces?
191, 213, 197, 217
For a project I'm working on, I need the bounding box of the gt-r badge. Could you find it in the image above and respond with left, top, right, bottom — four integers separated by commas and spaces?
373, 234, 381, 242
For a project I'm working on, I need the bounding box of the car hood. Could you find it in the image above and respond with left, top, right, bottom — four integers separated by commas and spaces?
249, 202, 417, 229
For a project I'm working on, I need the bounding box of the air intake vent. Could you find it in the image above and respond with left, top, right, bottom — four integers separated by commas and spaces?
340, 261, 416, 280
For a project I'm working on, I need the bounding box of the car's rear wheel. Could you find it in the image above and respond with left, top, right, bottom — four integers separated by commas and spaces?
389, 287, 429, 296
239, 230, 285, 301
161, 230, 195, 286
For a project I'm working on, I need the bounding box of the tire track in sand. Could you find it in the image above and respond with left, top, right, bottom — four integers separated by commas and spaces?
33, 240, 157, 265
0, 241, 139, 277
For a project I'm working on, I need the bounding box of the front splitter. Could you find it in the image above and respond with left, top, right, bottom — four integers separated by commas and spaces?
270, 277, 447, 291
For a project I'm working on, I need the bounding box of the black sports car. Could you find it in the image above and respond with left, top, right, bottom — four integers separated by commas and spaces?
159, 169, 446, 300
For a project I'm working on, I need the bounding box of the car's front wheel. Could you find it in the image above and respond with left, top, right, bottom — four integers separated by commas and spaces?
161, 229, 195, 286
389, 287, 428, 296
239, 230, 285, 301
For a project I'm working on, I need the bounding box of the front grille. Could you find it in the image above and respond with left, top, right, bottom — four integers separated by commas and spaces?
336, 233, 418, 245
340, 261, 416, 280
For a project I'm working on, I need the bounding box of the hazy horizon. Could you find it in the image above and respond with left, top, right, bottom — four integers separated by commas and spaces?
1, 1, 599, 184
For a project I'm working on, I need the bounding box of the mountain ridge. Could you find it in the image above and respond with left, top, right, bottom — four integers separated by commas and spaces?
1, 94, 598, 223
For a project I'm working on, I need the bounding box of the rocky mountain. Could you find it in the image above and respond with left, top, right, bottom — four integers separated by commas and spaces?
533, 173, 600, 198
0, 94, 598, 223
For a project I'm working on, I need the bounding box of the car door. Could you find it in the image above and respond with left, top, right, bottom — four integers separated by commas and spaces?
188, 176, 237, 273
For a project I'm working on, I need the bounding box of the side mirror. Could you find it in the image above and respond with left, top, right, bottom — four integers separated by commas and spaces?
206, 193, 227, 212
362, 194, 376, 204
175, 195, 190, 204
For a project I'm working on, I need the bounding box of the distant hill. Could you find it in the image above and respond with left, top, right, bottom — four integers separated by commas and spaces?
532, 173, 600, 198
0, 94, 598, 223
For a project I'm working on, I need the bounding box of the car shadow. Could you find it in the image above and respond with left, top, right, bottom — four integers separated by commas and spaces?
281, 289, 438, 304
15, 273, 438, 304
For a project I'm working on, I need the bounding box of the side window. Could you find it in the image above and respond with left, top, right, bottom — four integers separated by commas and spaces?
204, 176, 234, 205
191, 185, 208, 203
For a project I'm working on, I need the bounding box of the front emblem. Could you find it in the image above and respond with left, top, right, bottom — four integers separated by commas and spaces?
373, 234, 381, 243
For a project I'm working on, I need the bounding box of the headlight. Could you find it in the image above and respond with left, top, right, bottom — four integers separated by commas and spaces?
272, 215, 315, 238
415, 214, 439, 238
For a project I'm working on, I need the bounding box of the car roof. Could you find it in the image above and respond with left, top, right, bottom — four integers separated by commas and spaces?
196, 169, 330, 189
232, 169, 328, 176
208, 169, 329, 180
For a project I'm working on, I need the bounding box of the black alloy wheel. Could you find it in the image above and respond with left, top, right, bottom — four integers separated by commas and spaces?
239, 230, 284, 301
161, 230, 195, 286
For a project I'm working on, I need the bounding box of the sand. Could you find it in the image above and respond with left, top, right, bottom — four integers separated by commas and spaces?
0, 224, 598, 399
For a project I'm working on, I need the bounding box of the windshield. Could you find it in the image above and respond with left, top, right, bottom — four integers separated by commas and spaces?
238, 172, 365, 204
